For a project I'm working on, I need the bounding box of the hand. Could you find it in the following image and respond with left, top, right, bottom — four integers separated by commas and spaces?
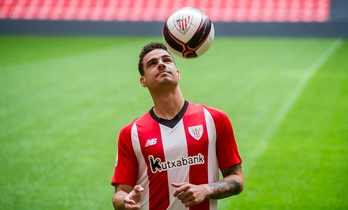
171, 182, 211, 207
124, 185, 144, 209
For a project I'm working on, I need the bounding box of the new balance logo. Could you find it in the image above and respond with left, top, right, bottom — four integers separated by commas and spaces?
145, 138, 157, 147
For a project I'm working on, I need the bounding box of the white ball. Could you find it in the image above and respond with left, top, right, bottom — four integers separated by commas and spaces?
162, 7, 215, 58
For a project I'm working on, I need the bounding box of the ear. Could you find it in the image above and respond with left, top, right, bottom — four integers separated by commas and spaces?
177, 69, 181, 80
140, 76, 147, 87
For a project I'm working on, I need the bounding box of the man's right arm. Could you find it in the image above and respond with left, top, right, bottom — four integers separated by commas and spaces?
112, 184, 144, 210
112, 184, 133, 210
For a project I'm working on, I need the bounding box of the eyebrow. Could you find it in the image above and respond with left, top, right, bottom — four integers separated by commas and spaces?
146, 55, 172, 67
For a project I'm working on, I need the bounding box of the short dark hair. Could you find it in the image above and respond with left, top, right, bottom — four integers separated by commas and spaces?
138, 42, 172, 76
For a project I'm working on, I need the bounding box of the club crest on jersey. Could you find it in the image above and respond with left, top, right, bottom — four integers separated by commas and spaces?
188, 125, 203, 140
174, 15, 192, 35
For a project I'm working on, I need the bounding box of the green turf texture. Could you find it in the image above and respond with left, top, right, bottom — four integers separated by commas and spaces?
0, 36, 347, 209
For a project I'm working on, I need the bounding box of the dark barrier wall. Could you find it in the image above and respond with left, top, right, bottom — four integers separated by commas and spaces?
1, 0, 347, 37
0, 19, 348, 37
331, 0, 348, 21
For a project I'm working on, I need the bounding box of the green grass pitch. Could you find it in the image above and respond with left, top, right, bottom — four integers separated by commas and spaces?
0, 36, 347, 209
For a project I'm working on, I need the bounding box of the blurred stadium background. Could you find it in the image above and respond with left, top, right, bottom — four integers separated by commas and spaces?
1, 0, 347, 210
0, 0, 348, 36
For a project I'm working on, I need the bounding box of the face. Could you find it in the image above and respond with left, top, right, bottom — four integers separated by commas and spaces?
140, 49, 180, 89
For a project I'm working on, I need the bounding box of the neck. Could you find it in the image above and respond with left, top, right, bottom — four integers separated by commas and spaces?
150, 87, 185, 120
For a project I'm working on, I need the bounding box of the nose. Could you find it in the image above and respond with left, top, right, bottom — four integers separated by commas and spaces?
158, 59, 166, 70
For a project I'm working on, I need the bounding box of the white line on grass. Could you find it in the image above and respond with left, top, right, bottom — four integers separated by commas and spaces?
243, 38, 344, 177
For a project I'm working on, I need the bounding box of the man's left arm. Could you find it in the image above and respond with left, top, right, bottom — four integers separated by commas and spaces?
208, 163, 244, 199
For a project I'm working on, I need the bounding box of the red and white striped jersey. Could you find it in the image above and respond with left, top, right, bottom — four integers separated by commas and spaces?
111, 101, 242, 210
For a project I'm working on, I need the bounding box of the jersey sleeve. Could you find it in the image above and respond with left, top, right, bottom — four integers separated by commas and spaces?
111, 122, 138, 186
205, 106, 242, 170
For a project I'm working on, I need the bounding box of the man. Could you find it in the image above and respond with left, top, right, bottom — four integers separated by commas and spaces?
111, 42, 244, 210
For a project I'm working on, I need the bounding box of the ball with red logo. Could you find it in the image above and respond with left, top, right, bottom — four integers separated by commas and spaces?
162, 7, 215, 58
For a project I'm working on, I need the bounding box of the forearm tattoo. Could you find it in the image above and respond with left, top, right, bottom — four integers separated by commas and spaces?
209, 164, 242, 199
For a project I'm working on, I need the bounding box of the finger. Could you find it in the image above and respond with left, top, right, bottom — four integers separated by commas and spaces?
134, 185, 144, 193
124, 197, 136, 204
184, 200, 195, 208
173, 188, 187, 197
172, 183, 189, 197
178, 190, 194, 201
125, 203, 141, 209
171, 182, 185, 188
180, 195, 194, 204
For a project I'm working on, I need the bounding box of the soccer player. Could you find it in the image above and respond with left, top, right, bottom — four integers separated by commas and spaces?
111, 42, 244, 210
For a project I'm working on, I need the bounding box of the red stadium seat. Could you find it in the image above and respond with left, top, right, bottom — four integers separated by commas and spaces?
0, 0, 331, 22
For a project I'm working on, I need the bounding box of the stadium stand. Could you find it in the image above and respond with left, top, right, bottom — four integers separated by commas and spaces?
330, 0, 348, 21
0, 0, 331, 22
